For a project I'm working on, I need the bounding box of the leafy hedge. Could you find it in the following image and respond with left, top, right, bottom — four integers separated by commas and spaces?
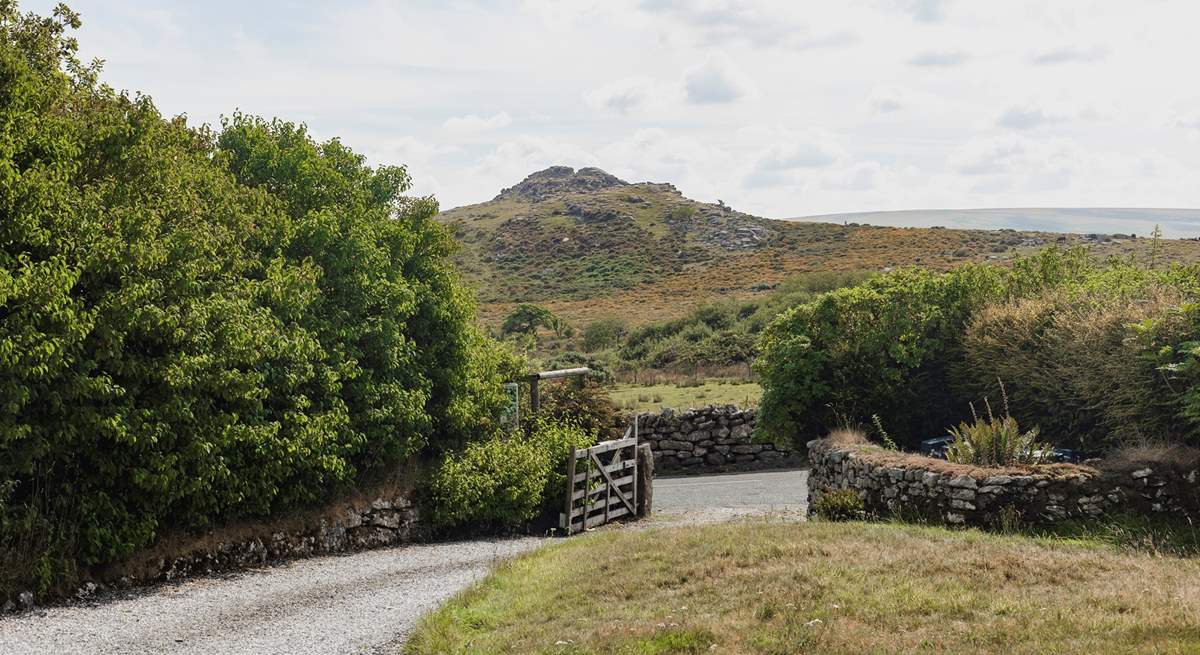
429, 418, 596, 529
756, 247, 1200, 452
1, 5, 517, 596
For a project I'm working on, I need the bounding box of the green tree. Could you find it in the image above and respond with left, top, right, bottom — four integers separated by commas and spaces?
501, 303, 557, 337
0, 2, 514, 597
582, 317, 627, 351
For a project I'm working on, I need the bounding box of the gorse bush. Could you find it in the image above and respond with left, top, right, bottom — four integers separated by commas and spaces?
0, 3, 516, 597
960, 289, 1198, 450
429, 418, 596, 529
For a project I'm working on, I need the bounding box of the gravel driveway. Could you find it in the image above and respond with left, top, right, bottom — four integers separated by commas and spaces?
0, 537, 542, 655
0, 469, 807, 654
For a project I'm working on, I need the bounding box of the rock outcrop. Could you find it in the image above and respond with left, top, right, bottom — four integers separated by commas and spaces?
495, 166, 627, 202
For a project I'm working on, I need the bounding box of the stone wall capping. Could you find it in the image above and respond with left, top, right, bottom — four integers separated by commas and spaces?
808, 437, 1199, 527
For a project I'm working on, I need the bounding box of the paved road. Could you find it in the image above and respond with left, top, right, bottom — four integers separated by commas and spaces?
0, 468, 807, 654
653, 468, 809, 523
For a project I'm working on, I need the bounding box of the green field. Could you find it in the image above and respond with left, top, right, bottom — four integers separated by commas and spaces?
609, 381, 762, 413
404, 520, 1200, 654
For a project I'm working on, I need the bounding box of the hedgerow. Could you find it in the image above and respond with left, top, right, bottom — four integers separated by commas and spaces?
756, 248, 1200, 452
0, 3, 516, 597
429, 418, 596, 529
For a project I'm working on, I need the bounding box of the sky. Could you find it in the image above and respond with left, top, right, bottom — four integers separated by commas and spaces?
25, 0, 1200, 219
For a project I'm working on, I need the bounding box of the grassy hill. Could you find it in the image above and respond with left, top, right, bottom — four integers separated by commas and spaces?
439, 166, 1200, 329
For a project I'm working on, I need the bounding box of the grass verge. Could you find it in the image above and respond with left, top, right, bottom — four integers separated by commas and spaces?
404, 520, 1200, 654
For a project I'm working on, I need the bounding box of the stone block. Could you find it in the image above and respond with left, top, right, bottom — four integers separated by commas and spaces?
947, 475, 978, 489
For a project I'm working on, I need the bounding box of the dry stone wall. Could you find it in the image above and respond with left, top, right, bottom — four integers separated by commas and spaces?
2, 490, 424, 615
808, 438, 1200, 526
637, 406, 799, 473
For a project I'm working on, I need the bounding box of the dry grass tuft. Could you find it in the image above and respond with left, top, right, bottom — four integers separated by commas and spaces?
815, 435, 1096, 480
824, 428, 869, 447
1101, 443, 1200, 474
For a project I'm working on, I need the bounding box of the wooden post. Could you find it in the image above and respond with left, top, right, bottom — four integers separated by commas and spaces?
604, 451, 611, 524
563, 446, 576, 535
636, 443, 654, 517
529, 376, 540, 416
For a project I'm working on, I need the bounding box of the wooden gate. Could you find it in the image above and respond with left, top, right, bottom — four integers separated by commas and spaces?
561, 430, 638, 535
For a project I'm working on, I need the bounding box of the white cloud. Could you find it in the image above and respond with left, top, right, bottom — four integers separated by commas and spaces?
682, 53, 752, 105
587, 77, 655, 114
1173, 113, 1200, 131
442, 112, 512, 133
823, 161, 884, 191
756, 139, 842, 171
894, 0, 952, 23
996, 106, 1064, 130
1030, 46, 1108, 66
44, 0, 1200, 220
908, 50, 970, 67
951, 136, 1077, 195
865, 87, 917, 114
637, 1, 858, 50
744, 130, 846, 188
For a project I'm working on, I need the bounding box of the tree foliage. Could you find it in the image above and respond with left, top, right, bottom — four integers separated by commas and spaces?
582, 318, 626, 352
0, 2, 514, 596
501, 303, 561, 337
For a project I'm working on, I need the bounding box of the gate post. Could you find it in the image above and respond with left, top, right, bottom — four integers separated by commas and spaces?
562, 445, 576, 534
636, 443, 654, 517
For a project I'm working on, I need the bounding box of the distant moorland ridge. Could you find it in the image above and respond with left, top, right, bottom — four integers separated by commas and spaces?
438, 166, 1200, 329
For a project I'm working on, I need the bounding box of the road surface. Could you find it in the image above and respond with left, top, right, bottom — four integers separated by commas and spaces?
653, 468, 809, 523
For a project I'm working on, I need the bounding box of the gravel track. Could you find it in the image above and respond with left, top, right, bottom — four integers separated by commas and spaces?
0, 469, 807, 654
0, 537, 542, 655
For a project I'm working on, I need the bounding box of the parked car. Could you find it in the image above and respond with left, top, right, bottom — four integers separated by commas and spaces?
917, 436, 1092, 463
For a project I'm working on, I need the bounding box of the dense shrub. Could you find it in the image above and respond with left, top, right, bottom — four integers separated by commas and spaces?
582, 317, 626, 352
613, 271, 875, 375
0, 5, 514, 596
754, 249, 1094, 448
540, 351, 614, 386
959, 288, 1196, 450
533, 378, 623, 440
757, 248, 1200, 453
429, 419, 596, 529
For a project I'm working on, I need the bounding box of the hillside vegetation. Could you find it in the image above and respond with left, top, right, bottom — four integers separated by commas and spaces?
440, 167, 1200, 330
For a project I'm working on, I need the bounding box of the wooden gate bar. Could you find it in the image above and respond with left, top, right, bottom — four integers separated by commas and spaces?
562, 432, 639, 535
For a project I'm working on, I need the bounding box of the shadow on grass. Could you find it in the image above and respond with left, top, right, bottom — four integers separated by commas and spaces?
1020, 513, 1200, 557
